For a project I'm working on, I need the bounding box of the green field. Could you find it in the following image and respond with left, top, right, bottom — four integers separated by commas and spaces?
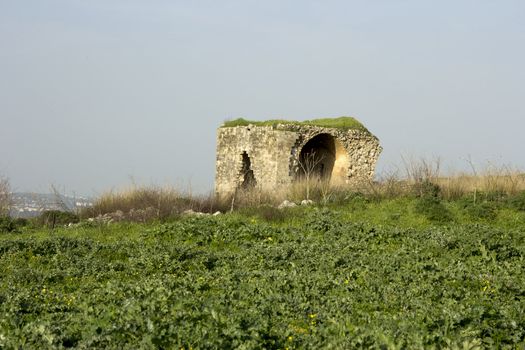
1, 197, 525, 349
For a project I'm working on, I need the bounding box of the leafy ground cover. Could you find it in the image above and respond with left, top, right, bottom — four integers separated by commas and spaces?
1, 199, 525, 349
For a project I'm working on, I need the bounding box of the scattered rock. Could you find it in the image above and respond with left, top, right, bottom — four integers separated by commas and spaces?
87, 207, 158, 224
213, 211, 222, 216
113, 210, 125, 220
128, 207, 156, 222
96, 214, 112, 223
183, 209, 208, 216
301, 199, 314, 206
278, 200, 296, 209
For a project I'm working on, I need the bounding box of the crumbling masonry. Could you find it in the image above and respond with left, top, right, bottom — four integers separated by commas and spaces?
215, 118, 382, 198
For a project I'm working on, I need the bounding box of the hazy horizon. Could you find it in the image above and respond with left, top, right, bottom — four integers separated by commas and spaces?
1, 1, 524, 196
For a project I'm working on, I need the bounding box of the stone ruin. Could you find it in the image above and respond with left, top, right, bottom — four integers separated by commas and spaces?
214, 117, 382, 198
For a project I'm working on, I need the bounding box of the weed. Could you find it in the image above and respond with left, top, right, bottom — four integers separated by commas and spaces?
413, 180, 441, 198
414, 196, 454, 223
34, 210, 79, 228
507, 191, 525, 211
0, 217, 17, 233
0, 217, 30, 233
460, 200, 499, 220
306, 207, 342, 232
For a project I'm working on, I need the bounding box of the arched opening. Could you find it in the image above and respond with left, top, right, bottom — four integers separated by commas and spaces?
239, 151, 256, 189
297, 134, 349, 185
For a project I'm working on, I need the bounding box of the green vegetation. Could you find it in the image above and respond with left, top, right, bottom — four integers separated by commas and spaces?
34, 210, 80, 229
221, 116, 370, 132
1, 194, 525, 348
0, 217, 18, 233
508, 191, 525, 211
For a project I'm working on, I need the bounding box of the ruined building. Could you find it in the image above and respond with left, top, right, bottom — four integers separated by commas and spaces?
215, 117, 382, 198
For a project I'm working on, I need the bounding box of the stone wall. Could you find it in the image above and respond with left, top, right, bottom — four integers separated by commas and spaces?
215, 123, 382, 198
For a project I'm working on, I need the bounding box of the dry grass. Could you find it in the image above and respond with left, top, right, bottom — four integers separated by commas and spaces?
229, 187, 286, 210
133, 165, 523, 216
231, 179, 367, 208
0, 177, 11, 217
84, 159, 525, 222
368, 158, 525, 200
84, 185, 223, 221
437, 171, 525, 200
191, 179, 350, 212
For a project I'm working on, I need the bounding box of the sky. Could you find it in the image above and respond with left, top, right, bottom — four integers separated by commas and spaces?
1, 0, 524, 196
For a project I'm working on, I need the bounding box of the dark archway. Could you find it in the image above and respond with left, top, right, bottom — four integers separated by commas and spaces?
297, 134, 336, 181
296, 133, 349, 184
239, 151, 256, 189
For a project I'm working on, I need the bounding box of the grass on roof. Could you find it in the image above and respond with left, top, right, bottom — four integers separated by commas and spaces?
221, 116, 370, 132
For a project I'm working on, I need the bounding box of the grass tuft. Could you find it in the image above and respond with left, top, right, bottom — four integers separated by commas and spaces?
221, 116, 369, 132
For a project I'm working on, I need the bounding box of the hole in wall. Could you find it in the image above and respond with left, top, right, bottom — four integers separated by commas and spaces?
239, 151, 256, 189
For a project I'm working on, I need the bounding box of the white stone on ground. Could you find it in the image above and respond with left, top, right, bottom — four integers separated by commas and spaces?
278, 200, 296, 209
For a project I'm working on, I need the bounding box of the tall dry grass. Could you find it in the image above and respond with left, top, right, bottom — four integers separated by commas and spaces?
231, 178, 376, 208
85, 159, 525, 221
367, 157, 525, 200
437, 165, 525, 200
229, 187, 286, 210
84, 185, 223, 221
0, 176, 11, 217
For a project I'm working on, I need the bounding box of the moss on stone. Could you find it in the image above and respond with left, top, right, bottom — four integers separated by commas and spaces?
221, 116, 370, 133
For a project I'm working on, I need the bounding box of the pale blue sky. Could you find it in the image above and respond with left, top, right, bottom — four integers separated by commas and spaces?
1, 0, 524, 195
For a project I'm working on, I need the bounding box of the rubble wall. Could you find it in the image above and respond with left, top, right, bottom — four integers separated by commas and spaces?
215, 123, 382, 198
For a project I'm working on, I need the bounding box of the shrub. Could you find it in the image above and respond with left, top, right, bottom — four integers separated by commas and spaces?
0, 217, 16, 233
12, 218, 29, 227
507, 191, 525, 211
414, 196, 453, 223
462, 201, 498, 220
413, 180, 441, 198
306, 207, 342, 232
0, 217, 32, 233
35, 210, 79, 228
